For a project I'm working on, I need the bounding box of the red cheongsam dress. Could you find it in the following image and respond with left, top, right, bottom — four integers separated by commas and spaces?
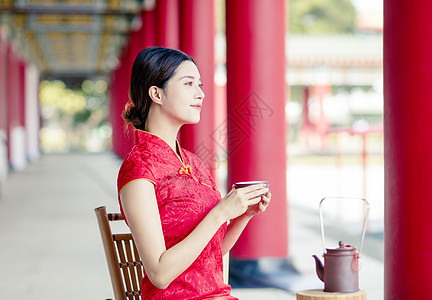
117, 130, 238, 300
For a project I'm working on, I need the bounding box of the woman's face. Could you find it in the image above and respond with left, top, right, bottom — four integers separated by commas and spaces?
159, 60, 205, 125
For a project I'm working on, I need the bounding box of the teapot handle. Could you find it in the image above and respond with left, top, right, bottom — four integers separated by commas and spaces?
319, 197, 370, 255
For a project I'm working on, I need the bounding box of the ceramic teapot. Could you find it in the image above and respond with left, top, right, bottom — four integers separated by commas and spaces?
313, 197, 370, 293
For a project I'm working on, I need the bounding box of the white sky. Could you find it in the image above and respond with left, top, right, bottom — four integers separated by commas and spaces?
351, 0, 383, 12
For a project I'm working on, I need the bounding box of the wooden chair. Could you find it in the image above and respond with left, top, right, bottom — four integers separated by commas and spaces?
95, 206, 230, 300
95, 206, 143, 300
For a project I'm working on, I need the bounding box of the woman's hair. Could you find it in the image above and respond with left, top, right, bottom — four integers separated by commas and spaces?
122, 47, 195, 130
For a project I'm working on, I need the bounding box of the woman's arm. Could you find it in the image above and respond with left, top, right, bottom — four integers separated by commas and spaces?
120, 179, 267, 289
221, 190, 271, 255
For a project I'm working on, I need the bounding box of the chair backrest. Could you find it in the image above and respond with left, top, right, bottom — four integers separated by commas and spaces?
95, 206, 143, 300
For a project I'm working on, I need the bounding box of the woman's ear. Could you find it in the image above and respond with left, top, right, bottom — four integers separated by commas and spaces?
148, 86, 163, 105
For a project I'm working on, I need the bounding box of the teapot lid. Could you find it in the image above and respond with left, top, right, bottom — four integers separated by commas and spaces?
326, 241, 357, 254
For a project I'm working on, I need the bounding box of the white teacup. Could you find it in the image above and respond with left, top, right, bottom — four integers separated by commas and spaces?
234, 181, 270, 188
234, 181, 270, 196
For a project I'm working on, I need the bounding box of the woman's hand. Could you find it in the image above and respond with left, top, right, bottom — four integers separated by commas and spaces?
244, 190, 271, 217
220, 185, 271, 254
215, 183, 269, 222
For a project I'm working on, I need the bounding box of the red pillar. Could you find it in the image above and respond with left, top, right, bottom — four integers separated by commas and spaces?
141, 9, 156, 48
110, 9, 156, 158
300, 86, 311, 148
130, 9, 156, 62
226, 0, 288, 258
6, 44, 15, 162
0, 31, 7, 140
18, 58, 26, 130
312, 84, 330, 150
6, 44, 20, 166
384, 1, 432, 298
156, 0, 179, 49
179, 0, 217, 174
110, 44, 135, 158
0, 31, 8, 179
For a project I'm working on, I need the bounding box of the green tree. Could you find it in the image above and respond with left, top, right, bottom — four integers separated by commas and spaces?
289, 0, 356, 34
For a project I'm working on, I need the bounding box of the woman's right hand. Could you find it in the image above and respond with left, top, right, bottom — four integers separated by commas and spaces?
215, 183, 269, 222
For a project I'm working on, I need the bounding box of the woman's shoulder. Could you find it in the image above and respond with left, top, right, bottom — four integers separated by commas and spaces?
117, 145, 157, 186
125, 144, 153, 164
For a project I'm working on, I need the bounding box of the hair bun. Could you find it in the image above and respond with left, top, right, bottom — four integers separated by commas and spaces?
122, 101, 142, 129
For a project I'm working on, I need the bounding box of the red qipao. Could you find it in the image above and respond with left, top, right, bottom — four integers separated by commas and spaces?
117, 130, 237, 300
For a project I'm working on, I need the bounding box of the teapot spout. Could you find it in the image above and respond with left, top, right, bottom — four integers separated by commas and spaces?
312, 255, 324, 282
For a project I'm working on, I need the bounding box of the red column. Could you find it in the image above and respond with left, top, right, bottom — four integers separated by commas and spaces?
299, 86, 311, 148
384, 1, 432, 298
0, 31, 7, 178
141, 9, 156, 48
129, 29, 142, 65
226, 0, 288, 258
130, 9, 156, 62
156, 0, 179, 48
179, 0, 217, 174
110, 9, 156, 158
18, 57, 28, 163
0, 32, 7, 138
110, 44, 135, 158
18, 58, 26, 129
312, 84, 330, 150
6, 44, 19, 163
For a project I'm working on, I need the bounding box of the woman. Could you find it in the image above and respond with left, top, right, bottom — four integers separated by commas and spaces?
117, 47, 271, 299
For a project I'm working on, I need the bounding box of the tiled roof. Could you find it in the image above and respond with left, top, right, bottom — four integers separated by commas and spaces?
287, 34, 383, 67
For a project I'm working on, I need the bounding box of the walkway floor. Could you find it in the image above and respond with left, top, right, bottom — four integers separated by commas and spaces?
0, 152, 383, 299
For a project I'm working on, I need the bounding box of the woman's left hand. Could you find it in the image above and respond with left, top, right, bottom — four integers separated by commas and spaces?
244, 190, 271, 217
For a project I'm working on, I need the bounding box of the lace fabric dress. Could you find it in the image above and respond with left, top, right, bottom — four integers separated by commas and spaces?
117, 130, 237, 300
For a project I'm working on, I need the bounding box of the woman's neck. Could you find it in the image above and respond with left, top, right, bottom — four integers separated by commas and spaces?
146, 104, 182, 154
146, 121, 180, 154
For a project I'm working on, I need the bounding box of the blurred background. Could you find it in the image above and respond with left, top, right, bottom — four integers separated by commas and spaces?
0, 0, 383, 156
0, 0, 383, 299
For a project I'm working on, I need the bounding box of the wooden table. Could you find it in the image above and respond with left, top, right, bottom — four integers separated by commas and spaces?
296, 289, 366, 300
